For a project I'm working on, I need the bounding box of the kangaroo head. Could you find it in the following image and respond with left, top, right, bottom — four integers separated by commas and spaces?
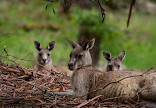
34, 41, 55, 65
67, 38, 95, 70
103, 50, 126, 71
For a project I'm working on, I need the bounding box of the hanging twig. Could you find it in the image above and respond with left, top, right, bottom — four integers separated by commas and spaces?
97, 0, 105, 22
45, 0, 55, 14
127, 0, 136, 27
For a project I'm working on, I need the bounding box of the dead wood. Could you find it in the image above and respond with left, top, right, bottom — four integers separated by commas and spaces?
76, 95, 103, 108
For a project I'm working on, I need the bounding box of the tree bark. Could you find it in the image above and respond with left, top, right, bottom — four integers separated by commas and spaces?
73, 0, 94, 9
60, 0, 72, 13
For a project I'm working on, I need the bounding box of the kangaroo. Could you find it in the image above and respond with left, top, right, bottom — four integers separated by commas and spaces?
67, 38, 156, 105
103, 51, 126, 71
34, 41, 72, 76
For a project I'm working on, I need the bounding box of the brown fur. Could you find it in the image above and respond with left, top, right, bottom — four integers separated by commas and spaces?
67, 38, 156, 103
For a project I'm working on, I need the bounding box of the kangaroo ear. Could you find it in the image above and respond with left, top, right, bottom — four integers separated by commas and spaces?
34, 41, 42, 51
66, 38, 78, 49
46, 41, 55, 51
82, 38, 95, 50
117, 50, 126, 61
103, 51, 112, 61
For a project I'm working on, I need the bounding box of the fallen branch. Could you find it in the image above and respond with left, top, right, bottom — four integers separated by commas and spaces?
18, 23, 59, 31
127, 0, 136, 27
1, 66, 21, 73
76, 95, 103, 108
0, 96, 43, 103
46, 91, 75, 97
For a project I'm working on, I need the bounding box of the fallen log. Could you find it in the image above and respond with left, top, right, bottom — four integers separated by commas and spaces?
16, 23, 60, 31
46, 91, 75, 97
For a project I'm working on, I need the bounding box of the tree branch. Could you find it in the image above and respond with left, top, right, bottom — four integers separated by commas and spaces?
97, 0, 105, 22
127, 0, 136, 27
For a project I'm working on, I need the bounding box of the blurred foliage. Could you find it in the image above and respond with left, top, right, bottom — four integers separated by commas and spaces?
0, 0, 156, 70
71, 8, 106, 37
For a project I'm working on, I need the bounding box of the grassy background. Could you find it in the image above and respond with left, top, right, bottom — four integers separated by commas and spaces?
0, 1, 156, 70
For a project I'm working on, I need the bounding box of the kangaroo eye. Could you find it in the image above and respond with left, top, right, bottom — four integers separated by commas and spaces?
108, 65, 113, 69
47, 54, 50, 56
78, 55, 83, 59
70, 53, 72, 57
117, 65, 120, 69
39, 53, 42, 56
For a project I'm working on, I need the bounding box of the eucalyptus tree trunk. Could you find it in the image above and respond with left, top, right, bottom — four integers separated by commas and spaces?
61, 0, 72, 13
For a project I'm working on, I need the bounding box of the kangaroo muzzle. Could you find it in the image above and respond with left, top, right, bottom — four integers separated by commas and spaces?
68, 63, 74, 70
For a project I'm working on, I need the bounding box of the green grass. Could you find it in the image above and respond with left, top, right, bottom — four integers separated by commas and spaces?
0, 1, 156, 70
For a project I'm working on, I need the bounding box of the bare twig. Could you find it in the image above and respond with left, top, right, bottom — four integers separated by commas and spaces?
3, 46, 60, 74
97, 0, 105, 22
0, 32, 16, 43
0, 96, 43, 103
45, 0, 55, 14
127, 0, 136, 27
1, 66, 21, 73
3, 46, 8, 56
76, 95, 103, 108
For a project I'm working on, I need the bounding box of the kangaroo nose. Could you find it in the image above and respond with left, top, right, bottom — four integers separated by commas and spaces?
68, 63, 74, 70
43, 59, 47, 63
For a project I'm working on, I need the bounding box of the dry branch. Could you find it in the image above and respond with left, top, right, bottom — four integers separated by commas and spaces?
127, 0, 136, 27
97, 0, 105, 22
76, 95, 103, 108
